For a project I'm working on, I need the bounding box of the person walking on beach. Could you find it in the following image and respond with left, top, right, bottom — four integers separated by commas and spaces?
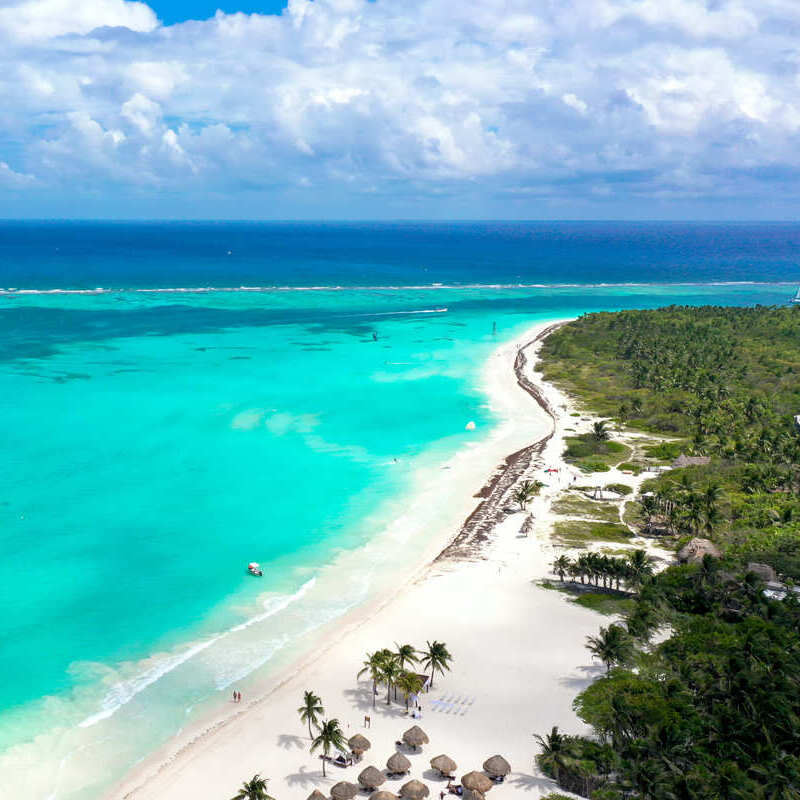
364, 715, 371, 728
233, 689, 237, 703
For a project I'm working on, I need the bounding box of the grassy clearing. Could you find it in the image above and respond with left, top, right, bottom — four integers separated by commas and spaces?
605, 482, 632, 496
553, 520, 634, 547
572, 593, 636, 616
551, 495, 620, 522
618, 461, 644, 474
564, 435, 631, 466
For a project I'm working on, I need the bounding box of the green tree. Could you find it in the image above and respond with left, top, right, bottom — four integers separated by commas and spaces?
553, 555, 571, 582
381, 654, 402, 705
591, 420, 611, 441
395, 670, 424, 710
311, 719, 346, 778
357, 650, 389, 709
230, 774, 275, 800
586, 625, 634, 673
534, 726, 573, 783
513, 479, 543, 510
297, 690, 324, 739
420, 640, 453, 689
394, 643, 419, 672
626, 549, 654, 592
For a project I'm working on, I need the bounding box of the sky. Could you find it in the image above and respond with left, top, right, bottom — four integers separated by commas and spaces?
0, 0, 799, 219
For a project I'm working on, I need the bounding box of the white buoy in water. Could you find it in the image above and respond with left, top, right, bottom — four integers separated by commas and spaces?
465, 421, 476, 430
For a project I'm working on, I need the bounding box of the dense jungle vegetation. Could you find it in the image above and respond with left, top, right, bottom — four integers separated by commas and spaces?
536, 306, 800, 799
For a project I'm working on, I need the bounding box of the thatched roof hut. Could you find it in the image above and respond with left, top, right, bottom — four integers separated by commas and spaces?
386, 752, 411, 775
307, 791, 327, 800
461, 772, 493, 793
358, 766, 386, 790
399, 780, 430, 800
369, 792, 398, 800
349, 734, 371, 756
677, 537, 721, 564
482, 755, 510, 777
430, 754, 457, 776
402, 725, 429, 750
331, 782, 359, 800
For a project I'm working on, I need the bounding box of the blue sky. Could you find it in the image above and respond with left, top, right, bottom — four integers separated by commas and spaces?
152, 0, 286, 24
0, 0, 798, 219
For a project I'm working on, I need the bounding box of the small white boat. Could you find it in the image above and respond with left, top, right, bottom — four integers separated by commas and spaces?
248, 561, 263, 577
792, 287, 800, 304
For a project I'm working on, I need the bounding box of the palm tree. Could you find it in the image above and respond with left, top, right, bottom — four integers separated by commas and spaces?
552, 555, 571, 582
231, 774, 275, 800
627, 549, 655, 592
394, 643, 419, 672
381, 654, 402, 704
534, 726, 573, 782
591, 420, 611, 441
512, 479, 543, 511
395, 670, 424, 710
311, 719, 346, 777
358, 651, 388, 709
586, 624, 634, 673
420, 640, 452, 689
297, 690, 324, 740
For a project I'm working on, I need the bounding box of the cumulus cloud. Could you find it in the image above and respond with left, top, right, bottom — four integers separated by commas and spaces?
0, 0, 799, 211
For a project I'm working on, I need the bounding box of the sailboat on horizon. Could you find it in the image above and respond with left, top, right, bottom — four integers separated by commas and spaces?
792, 287, 800, 304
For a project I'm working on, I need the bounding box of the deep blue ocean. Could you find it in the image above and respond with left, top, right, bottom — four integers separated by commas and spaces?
0, 222, 797, 800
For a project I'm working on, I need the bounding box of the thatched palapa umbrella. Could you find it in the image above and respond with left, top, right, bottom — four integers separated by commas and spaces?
399, 779, 430, 800
358, 766, 386, 791
482, 755, 511, 778
430, 754, 457, 777
370, 792, 398, 800
461, 772, 493, 793
402, 725, 429, 750
463, 790, 485, 800
307, 791, 327, 800
349, 734, 372, 757
331, 781, 359, 800
386, 752, 411, 775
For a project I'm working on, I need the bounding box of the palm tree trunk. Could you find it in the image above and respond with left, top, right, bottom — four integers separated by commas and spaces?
308, 720, 312, 739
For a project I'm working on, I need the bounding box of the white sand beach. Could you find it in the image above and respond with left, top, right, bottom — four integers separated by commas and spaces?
109, 319, 627, 800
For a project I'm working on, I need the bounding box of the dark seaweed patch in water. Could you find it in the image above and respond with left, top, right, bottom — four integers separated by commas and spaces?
53, 372, 92, 382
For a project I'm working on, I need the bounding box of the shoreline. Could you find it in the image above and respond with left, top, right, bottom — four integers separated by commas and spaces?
109, 317, 578, 800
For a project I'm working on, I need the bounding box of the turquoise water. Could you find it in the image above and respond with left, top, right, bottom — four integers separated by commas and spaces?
0, 281, 794, 799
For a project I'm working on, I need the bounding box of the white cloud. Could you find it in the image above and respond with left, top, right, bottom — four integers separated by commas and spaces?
0, 0, 157, 40
0, 0, 799, 208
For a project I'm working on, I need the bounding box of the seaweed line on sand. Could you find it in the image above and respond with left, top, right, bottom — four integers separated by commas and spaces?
435, 322, 565, 561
